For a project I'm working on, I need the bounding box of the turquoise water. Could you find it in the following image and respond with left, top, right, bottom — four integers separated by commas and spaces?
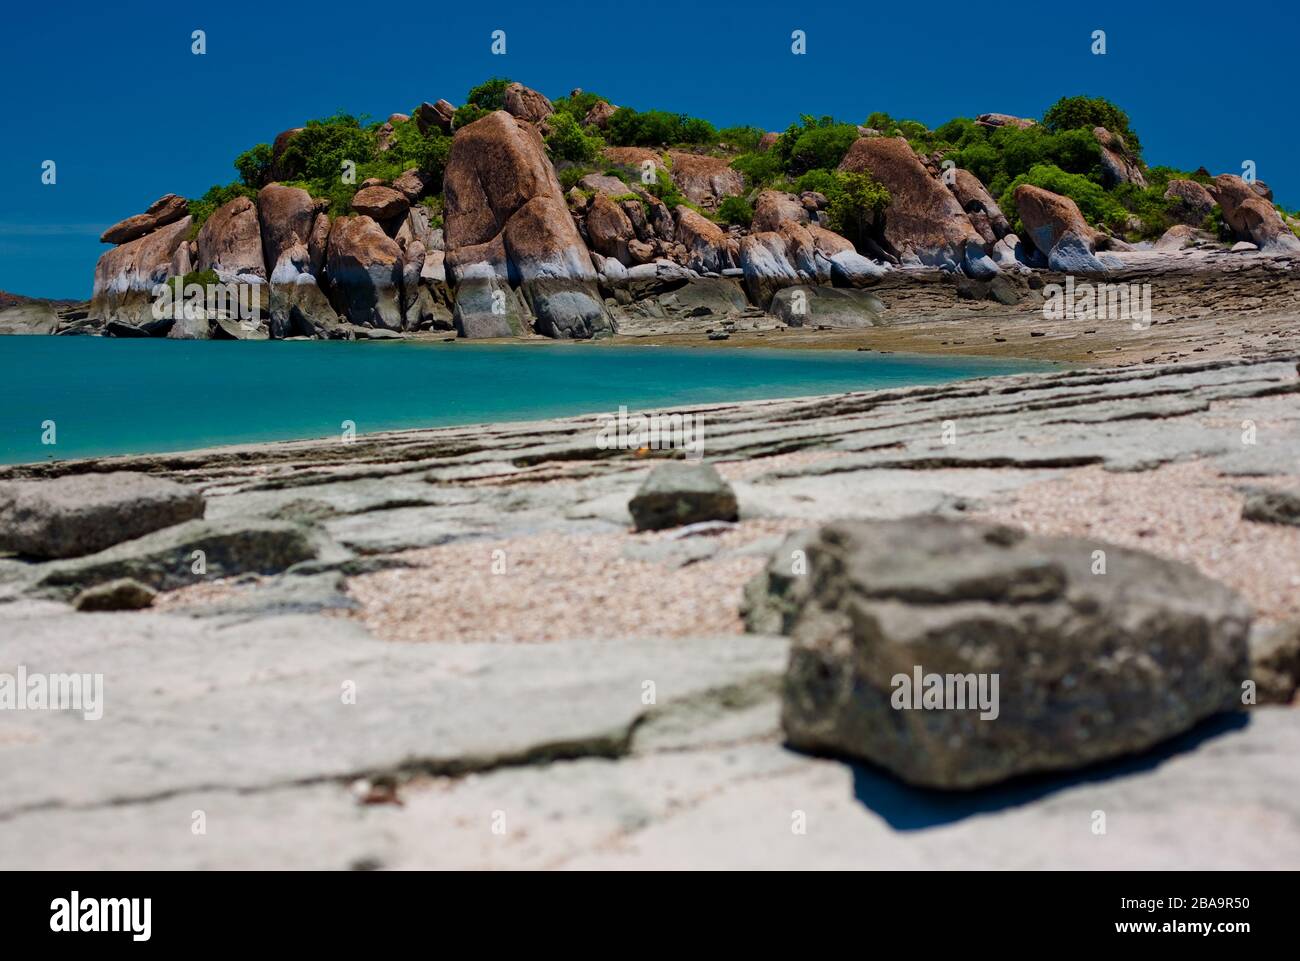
0, 338, 1052, 465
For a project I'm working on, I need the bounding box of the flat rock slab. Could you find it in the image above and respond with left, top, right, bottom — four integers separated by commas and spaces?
0, 471, 204, 559
3, 707, 1296, 870
0, 607, 787, 817
778, 517, 1251, 788
33, 517, 346, 594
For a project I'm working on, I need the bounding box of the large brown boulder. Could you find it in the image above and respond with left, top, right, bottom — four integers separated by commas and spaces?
503, 82, 554, 124
975, 113, 1036, 130
1164, 179, 1216, 226
838, 137, 994, 276
444, 110, 612, 338
1210, 174, 1300, 254
257, 184, 316, 276
1013, 184, 1107, 272
90, 216, 193, 326
414, 99, 456, 135
947, 169, 1011, 242
737, 232, 801, 308
585, 193, 637, 265
752, 190, 809, 232
196, 196, 266, 283
674, 206, 732, 274
350, 185, 410, 227
325, 215, 404, 329
603, 147, 666, 183
100, 194, 189, 245
1094, 127, 1146, 188
666, 151, 744, 210
257, 184, 339, 338
583, 100, 617, 129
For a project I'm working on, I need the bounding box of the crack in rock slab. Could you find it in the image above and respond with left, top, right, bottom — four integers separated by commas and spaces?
0, 608, 787, 819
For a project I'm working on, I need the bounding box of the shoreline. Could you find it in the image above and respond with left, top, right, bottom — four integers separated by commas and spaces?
2, 349, 1297, 868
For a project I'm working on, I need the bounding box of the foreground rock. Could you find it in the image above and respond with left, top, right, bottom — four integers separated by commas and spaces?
629, 462, 738, 531
778, 517, 1250, 789
72, 578, 157, 612
36, 517, 344, 594
1241, 488, 1300, 526
1249, 622, 1300, 704
0, 472, 205, 559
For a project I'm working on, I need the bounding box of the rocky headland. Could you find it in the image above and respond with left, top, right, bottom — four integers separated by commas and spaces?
3, 84, 1298, 345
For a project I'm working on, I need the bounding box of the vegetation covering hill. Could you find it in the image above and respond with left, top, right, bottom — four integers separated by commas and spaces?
190, 82, 1299, 248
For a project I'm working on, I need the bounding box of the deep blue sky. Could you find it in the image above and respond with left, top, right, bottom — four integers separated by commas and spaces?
2, 0, 1296, 298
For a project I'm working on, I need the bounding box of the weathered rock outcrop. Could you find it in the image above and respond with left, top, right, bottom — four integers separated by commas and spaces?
256, 184, 339, 337
777, 517, 1250, 789
325, 215, 404, 329
666, 151, 743, 210
444, 110, 612, 339
586, 193, 637, 265
838, 137, 993, 276
503, 82, 553, 124
350, 185, 410, 227
1164, 178, 1216, 226
674, 206, 731, 274
1013, 184, 1107, 273
947, 169, 1011, 243
414, 99, 456, 135
1094, 127, 1146, 188
583, 100, 617, 129
975, 113, 1035, 130
91, 216, 192, 326
752, 190, 809, 232
100, 194, 189, 245
1211, 174, 1300, 255
196, 196, 266, 284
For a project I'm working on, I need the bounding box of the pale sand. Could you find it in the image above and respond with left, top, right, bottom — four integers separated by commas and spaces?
973, 461, 1300, 624
343, 519, 802, 643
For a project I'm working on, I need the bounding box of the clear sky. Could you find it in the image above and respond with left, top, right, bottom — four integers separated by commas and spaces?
2, 0, 1297, 298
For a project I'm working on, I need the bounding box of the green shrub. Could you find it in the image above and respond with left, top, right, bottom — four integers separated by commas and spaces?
558, 165, 598, 191
824, 171, 890, 247
793, 168, 838, 195
774, 116, 859, 174
385, 120, 452, 180
717, 195, 754, 227
729, 151, 784, 188
545, 112, 605, 164
234, 143, 274, 189
607, 108, 716, 147
998, 164, 1126, 234
717, 126, 765, 151
552, 90, 608, 124
452, 104, 489, 129
188, 183, 257, 234
864, 111, 894, 132
644, 167, 690, 210
276, 114, 375, 184
465, 77, 512, 110
1043, 95, 1142, 157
